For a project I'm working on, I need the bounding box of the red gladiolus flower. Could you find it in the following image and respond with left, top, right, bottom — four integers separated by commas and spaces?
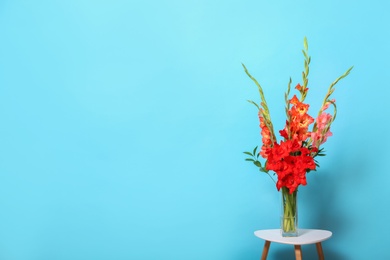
281, 95, 314, 144
265, 138, 317, 194
259, 114, 273, 158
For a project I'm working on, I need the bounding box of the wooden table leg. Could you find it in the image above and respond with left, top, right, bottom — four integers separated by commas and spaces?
294, 245, 302, 260
316, 242, 324, 260
260, 240, 271, 260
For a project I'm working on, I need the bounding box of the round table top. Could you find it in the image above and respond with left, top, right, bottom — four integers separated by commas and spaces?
254, 229, 332, 245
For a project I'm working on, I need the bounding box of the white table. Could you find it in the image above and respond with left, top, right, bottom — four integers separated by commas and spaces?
254, 229, 332, 260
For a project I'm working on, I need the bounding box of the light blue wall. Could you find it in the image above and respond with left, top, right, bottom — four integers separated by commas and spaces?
0, 1, 388, 259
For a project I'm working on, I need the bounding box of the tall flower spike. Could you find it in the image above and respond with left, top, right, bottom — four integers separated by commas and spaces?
308, 66, 353, 148
284, 78, 292, 140
299, 37, 311, 102
242, 63, 277, 145
319, 66, 353, 121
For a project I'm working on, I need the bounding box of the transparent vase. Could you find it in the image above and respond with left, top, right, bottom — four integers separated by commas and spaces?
281, 187, 298, 237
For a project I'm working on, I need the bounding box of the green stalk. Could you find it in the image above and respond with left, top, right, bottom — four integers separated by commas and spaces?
242, 63, 277, 145
282, 187, 297, 234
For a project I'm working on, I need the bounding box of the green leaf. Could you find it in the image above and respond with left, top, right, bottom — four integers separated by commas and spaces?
254, 161, 262, 167
302, 50, 309, 60
260, 167, 269, 173
247, 100, 260, 110
243, 151, 253, 156
303, 37, 308, 50
245, 158, 255, 162
253, 146, 258, 156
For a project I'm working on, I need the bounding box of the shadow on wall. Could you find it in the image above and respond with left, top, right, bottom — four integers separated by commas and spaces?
302, 149, 367, 225
296, 151, 367, 260
301, 169, 348, 228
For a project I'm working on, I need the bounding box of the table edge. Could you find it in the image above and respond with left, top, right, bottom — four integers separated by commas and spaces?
254, 229, 332, 245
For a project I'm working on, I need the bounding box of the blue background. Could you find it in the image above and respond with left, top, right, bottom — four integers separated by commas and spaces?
0, 1, 388, 259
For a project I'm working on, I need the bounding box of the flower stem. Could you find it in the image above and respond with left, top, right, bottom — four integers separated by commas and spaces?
282, 187, 297, 235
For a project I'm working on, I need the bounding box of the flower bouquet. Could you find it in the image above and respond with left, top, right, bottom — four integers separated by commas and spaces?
243, 38, 352, 236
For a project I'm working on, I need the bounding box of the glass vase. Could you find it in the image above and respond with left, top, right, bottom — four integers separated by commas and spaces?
281, 187, 298, 237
